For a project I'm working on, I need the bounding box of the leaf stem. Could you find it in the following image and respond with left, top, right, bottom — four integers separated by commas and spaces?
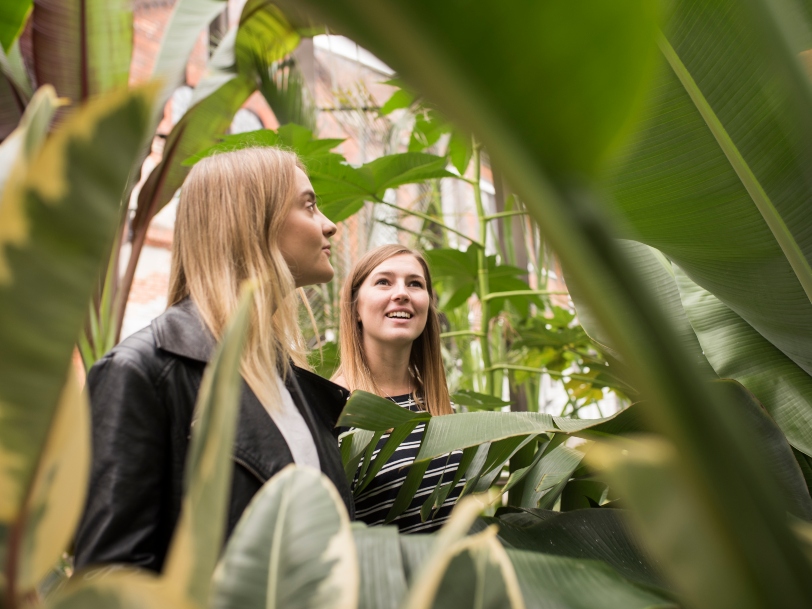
472, 138, 494, 394
484, 210, 528, 222
441, 330, 486, 339
660, 33, 812, 306
377, 198, 484, 248
481, 289, 568, 302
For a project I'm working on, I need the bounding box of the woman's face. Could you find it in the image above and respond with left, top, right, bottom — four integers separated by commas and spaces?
356, 254, 431, 349
278, 168, 337, 287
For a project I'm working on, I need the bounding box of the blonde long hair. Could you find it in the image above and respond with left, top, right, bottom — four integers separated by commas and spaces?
334, 244, 452, 416
168, 146, 309, 410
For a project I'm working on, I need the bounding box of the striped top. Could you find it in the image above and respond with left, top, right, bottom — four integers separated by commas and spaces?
353, 394, 465, 533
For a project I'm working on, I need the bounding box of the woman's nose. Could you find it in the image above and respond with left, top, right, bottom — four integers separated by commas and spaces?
321, 213, 337, 237
392, 284, 410, 301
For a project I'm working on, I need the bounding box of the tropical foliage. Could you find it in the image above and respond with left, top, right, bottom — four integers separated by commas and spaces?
4, 0, 812, 608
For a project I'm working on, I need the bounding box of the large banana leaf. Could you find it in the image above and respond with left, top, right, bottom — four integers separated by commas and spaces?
479, 508, 670, 595
31, 0, 132, 103
605, 0, 812, 379
506, 550, 676, 609
569, 239, 717, 380
352, 526, 407, 609
211, 465, 358, 609
677, 266, 812, 458
0, 83, 154, 602
161, 285, 254, 609
590, 426, 779, 609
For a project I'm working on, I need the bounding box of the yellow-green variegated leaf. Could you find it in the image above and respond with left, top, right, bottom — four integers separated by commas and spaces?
14, 370, 89, 594
0, 85, 63, 195
161, 283, 255, 608
401, 495, 524, 609
211, 465, 358, 609
0, 83, 154, 600
44, 571, 196, 609
589, 433, 784, 609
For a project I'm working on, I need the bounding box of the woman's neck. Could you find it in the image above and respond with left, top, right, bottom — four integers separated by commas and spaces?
363, 338, 413, 396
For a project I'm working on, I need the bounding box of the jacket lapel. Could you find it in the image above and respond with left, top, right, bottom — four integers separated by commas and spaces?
153, 299, 293, 481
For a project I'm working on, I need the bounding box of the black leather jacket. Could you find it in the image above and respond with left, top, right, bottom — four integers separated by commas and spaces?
74, 299, 352, 573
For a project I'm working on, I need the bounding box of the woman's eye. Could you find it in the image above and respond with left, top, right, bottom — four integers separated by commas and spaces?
410, 281, 425, 288
375, 279, 389, 286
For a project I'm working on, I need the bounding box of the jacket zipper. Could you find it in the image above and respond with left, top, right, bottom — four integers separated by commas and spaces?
233, 456, 266, 485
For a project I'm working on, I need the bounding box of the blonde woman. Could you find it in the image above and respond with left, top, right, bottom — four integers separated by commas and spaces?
333, 244, 463, 533
75, 147, 351, 573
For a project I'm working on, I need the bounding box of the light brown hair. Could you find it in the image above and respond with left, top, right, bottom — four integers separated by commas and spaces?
334, 244, 452, 416
168, 146, 309, 410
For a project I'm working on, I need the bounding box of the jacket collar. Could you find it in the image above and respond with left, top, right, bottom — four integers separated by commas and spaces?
152, 298, 215, 363
154, 298, 351, 479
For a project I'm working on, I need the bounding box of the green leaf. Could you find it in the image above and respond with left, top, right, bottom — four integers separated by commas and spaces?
519, 443, 584, 510
589, 431, 792, 609
416, 409, 628, 462
559, 479, 611, 511
339, 428, 374, 483
338, 390, 430, 431
507, 549, 675, 609
352, 525, 407, 609
356, 421, 419, 495
31, 0, 132, 103
0, 84, 154, 599
161, 284, 255, 608
451, 390, 511, 411
379, 86, 414, 116
0, 85, 60, 195
15, 370, 89, 595
408, 108, 447, 152
355, 430, 383, 493
150, 0, 229, 111
447, 129, 472, 175
384, 458, 430, 524
211, 465, 358, 609
484, 507, 670, 595
604, 0, 812, 388
44, 572, 194, 609
0, 1, 31, 53
400, 495, 525, 609
569, 240, 717, 379
184, 124, 344, 167
677, 266, 812, 458
0, 61, 23, 139
312, 152, 453, 222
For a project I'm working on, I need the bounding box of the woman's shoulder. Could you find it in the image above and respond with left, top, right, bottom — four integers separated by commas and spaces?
331, 374, 348, 390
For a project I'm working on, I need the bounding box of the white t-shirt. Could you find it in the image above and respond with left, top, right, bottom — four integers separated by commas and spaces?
264, 374, 321, 469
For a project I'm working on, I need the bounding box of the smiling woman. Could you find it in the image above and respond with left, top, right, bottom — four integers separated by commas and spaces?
333, 244, 461, 533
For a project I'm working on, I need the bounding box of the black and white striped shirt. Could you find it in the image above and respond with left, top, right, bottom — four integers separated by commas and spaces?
353, 394, 465, 534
